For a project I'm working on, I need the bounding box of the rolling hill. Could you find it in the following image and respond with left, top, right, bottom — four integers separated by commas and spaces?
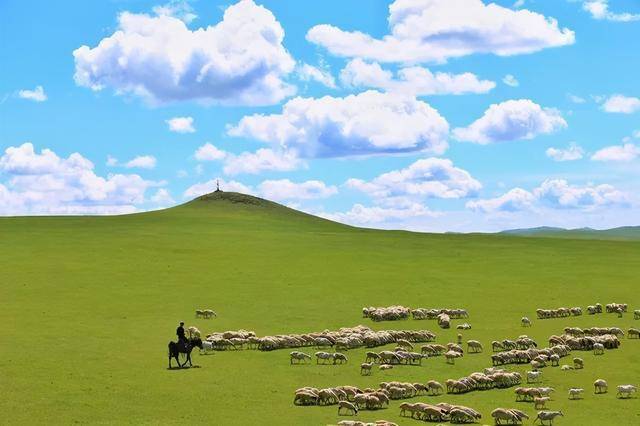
1, 191, 638, 425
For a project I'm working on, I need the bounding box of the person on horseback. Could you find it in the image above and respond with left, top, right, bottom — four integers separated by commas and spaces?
176, 321, 187, 347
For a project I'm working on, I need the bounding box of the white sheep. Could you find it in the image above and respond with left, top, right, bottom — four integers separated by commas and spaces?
568, 388, 584, 399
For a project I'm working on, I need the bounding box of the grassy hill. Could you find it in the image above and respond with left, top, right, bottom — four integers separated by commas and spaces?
1, 192, 639, 425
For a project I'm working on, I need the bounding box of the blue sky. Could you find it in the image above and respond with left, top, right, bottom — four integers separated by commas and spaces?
1, 0, 639, 231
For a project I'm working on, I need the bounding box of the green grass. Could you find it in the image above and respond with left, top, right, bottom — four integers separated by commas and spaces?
1, 192, 639, 425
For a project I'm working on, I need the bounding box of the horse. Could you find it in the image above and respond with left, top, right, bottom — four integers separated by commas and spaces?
168, 337, 203, 368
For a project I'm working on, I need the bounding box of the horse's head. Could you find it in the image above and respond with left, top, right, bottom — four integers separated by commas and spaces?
190, 338, 203, 349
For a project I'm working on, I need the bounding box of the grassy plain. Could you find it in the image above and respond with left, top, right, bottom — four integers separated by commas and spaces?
1, 192, 638, 425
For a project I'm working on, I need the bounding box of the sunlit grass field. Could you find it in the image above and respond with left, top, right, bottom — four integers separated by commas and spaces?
1, 192, 638, 425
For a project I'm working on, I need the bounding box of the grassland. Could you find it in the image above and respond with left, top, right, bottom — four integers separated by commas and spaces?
1, 192, 639, 425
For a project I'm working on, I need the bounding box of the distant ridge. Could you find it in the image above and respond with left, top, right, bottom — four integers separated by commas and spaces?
500, 226, 640, 241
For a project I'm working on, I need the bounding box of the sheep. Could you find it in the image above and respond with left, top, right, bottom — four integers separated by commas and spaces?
315, 351, 333, 364
593, 342, 605, 355
457, 323, 472, 330
534, 410, 564, 425
594, 379, 608, 394
628, 328, 640, 339
560, 365, 573, 371
203, 309, 216, 319
365, 351, 381, 363
338, 401, 358, 416
534, 397, 550, 409
427, 380, 444, 395
634, 310, 640, 320
195, 309, 205, 318
379, 364, 393, 370
445, 350, 462, 364
360, 362, 373, 375
290, 351, 311, 364
200, 340, 215, 354
617, 384, 637, 398
333, 352, 348, 364
573, 357, 584, 369
527, 370, 542, 383
467, 340, 483, 353
549, 354, 560, 366
568, 388, 584, 399
522, 317, 532, 327
491, 408, 529, 425
396, 339, 414, 350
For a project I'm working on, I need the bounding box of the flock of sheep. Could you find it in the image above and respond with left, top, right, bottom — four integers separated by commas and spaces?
191, 301, 637, 424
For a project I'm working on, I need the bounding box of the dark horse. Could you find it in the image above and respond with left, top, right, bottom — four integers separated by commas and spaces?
168, 337, 203, 368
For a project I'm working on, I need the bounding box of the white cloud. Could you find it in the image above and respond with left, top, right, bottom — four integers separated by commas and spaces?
257, 179, 337, 201
469, 179, 629, 212
0, 143, 157, 215
18, 85, 47, 102
73, 0, 295, 106
346, 158, 482, 202
152, 0, 197, 23
106, 155, 118, 166
321, 202, 436, 226
502, 74, 519, 87
466, 188, 536, 213
194, 143, 226, 161
546, 143, 584, 161
222, 148, 303, 175
453, 99, 567, 144
228, 90, 449, 158
177, 169, 188, 178
183, 178, 254, 198
340, 58, 495, 95
124, 155, 157, 169
306, 0, 574, 64
513, 0, 526, 8
567, 94, 586, 104
601, 95, 640, 114
591, 143, 640, 162
297, 63, 336, 88
150, 188, 175, 205
583, 0, 640, 22
167, 117, 195, 133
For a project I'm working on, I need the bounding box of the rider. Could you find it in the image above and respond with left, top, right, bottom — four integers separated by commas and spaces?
176, 321, 187, 345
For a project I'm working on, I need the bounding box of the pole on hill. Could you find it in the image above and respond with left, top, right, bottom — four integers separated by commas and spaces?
215, 179, 222, 192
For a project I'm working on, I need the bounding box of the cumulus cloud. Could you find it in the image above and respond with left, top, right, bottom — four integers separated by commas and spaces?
183, 178, 254, 198
468, 179, 628, 213
466, 188, 536, 213
346, 158, 482, 203
601, 95, 640, 114
18, 85, 47, 102
567, 94, 586, 104
0, 143, 158, 215
228, 90, 449, 158
167, 117, 195, 133
194, 143, 226, 161
150, 188, 175, 205
73, 0, 296, 105
222, 149, 302, 175
321, 202, 436, 226
124, 155, 157, 169
152, 0, 197, 23
257, 179, 337, 201
591, 143, 640, 162
340, 59, 495, 95
306, 0, 574, 63
453, 99, 567, 144
502, 74, 519, 87
546, 143, 584, 161
297, 63, 336, 88
583, 0, 640, 22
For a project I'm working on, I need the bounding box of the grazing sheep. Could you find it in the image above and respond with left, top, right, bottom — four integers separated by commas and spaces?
445, 350, 463, 364
634, 310, 640, 320
491, 408, 529, 425
195, 309, 205, 318
560, 365, 573, 371
457, 323, 472, 330
290, 351, 311, 364
549, 354, 560, 366
628, 328, 640, 339
573, 358, 584, 369
333, 352, 348, 364
379, 364, 393, 370
568, 388, 584, 399
315, 351, 333, 364
593, 343, 605, 355
527, 371, 542, 383
534, 397, 550, 409
467, 340, 483, 353
617, 384, 637, 398
338, 401, 358, 415
534, 410, 564, 425
522, 317, 532, 327
203, 309, 217, 319
360, 362, 373, 375
427, 380, 444, 395
594, 379, 608, 394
